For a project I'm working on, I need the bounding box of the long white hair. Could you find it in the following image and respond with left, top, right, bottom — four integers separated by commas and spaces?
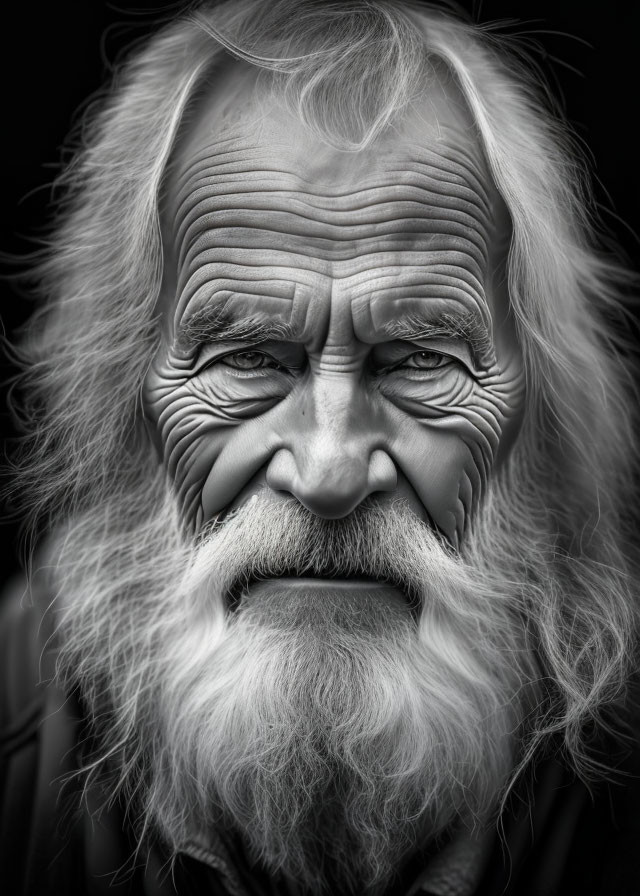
10, 0, 640, 786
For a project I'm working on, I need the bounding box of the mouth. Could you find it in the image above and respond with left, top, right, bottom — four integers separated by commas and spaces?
227, 571, 419, 616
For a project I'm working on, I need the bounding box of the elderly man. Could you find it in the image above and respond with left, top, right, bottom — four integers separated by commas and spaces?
1, 1, 639, 894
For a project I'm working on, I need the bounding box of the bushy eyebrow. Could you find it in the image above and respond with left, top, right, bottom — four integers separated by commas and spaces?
176, 301, 493, 364
382, 311, 493, 364
176, 303, 295, 350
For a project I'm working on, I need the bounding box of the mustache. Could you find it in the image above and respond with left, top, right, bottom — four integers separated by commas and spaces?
183, 493, 466, 615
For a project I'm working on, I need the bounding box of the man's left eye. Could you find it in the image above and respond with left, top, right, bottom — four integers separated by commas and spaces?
221, 351, 281, 371
395, 350, 451, 371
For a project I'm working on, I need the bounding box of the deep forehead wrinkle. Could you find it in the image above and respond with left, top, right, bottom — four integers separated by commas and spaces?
170, 145, 496, 295
172, 137, 493, 218
175, 181, 492, 254
175, 217, 492, 297
175, 260, 489, 322
173, 166, 493, 258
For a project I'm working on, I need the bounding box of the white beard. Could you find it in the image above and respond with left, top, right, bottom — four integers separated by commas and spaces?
54, 487, 541, 894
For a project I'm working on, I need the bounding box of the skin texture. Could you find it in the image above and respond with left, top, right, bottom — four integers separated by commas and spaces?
144, 63, 524, 549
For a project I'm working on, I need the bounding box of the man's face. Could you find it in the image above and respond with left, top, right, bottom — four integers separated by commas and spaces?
144, 63, 524, 552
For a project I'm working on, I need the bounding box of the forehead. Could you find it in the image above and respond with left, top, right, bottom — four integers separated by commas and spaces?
162, 60, 510, 346
169, 59, 482, 198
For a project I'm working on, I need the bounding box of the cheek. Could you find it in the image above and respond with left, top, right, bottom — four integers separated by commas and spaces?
383, 365, 524, 545
143, 357, 290, 525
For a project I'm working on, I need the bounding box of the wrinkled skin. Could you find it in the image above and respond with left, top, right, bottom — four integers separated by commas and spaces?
144, 64, 524, 548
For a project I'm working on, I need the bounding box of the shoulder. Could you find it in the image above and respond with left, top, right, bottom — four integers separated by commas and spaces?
478, 718, 640, 896
0, 571, 86, 894
0, 572, 55, 745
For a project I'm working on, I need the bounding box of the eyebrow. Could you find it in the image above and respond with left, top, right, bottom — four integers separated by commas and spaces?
382, 311, 493, 364
176, 303, 295, 350
176, 301, 493, 364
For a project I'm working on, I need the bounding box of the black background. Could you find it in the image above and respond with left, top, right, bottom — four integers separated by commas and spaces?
1, 1, 639, 583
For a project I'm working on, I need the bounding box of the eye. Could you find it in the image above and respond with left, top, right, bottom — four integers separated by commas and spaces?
220, 351, 282, 371
394, 350, 452, 371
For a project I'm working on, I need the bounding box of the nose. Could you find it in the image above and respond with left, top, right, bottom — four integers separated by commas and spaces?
265, 380, 397, 518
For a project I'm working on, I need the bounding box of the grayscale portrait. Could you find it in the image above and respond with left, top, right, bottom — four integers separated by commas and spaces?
1, 1, 639, 894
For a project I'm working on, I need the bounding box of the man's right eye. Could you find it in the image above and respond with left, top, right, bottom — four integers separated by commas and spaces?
194, 350, 286, 375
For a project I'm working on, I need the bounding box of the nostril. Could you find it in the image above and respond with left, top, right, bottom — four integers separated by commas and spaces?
265, 448, 298, 494
367, 449, 397, 493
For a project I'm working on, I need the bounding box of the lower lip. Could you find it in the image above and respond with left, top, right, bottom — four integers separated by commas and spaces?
241, 577, 409, 607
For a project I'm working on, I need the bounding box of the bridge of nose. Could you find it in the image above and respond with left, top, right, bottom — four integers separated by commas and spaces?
266, 357, 398, 518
